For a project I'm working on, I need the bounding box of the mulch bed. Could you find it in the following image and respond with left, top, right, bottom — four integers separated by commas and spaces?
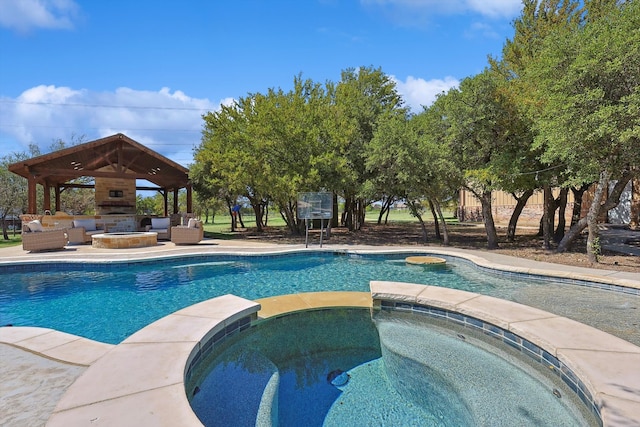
232, 222, 640, 273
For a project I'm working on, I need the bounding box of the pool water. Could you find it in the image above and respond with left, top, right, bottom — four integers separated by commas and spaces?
0, 252, 638, 345
188, 308, 596, 426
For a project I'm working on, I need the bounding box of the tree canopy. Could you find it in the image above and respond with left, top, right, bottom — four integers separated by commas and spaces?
190, 1, 639, 260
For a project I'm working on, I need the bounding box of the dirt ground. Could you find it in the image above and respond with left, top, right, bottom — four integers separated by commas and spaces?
234, 222, 640, 273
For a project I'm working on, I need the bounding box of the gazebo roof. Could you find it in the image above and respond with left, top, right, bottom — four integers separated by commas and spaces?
8, 133, 189, 189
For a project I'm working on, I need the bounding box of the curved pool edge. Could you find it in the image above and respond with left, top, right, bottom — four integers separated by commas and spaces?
0, 245, 638, 292
32, 286, 640, 427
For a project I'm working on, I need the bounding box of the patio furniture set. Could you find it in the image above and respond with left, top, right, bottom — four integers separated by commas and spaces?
21, 217, 204, 252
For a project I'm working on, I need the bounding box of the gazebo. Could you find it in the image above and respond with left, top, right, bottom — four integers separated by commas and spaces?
9, 133, 192, 220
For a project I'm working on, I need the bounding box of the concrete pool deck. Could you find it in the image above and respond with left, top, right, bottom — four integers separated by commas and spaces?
0, 238, 639, 426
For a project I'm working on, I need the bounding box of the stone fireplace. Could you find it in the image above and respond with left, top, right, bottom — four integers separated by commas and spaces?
95, 176, 136, 215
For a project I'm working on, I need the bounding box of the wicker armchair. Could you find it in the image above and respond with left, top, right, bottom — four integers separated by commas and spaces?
171, 220, 203, 245
22, 228, 68, 252
146, 217, 171, 240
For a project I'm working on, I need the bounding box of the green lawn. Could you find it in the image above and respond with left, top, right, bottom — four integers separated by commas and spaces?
202, 208, 456, 235
0, 234, 22, 248
1, 208, 456, 245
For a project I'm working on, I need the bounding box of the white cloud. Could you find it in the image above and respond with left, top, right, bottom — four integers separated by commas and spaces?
0, 0, 80, 32
466, 0, 522, 19
0, 86, 228, 166
361, 0, 522, 20
392, 75, 459, 112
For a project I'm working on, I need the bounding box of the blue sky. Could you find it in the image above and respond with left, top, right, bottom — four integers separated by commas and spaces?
0, 0, 523, 167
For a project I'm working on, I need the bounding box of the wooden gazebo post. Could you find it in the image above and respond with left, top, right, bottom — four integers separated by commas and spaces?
186, 184, 192, 214
173, 188, 179, 214
43, 181, 51, 212
27, 175, 37, 214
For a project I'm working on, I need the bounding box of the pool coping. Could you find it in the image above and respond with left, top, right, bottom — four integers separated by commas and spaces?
0, 246, 638, 425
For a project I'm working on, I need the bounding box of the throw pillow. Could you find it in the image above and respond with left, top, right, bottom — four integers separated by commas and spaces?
73, 219, 97, 231
151, 217, 170, 229
27, 220, 44, 232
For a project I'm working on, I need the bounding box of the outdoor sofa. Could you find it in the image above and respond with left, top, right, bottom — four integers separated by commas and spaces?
67, 218, 107, 244
22, 220, 68, 252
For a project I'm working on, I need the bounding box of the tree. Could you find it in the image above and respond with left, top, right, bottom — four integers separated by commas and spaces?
439, 69, 533, 249
1, 152, 30, 239
526, 1, 640, 261
196, 76, 344, 233
411, 103, 463, 245
493, 0, 583, 247
195, 69, 403, 235
197, 93, 271, 231
334, 66, 406, 231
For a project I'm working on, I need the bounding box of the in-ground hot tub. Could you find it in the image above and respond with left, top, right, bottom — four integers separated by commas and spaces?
91, 232, 158, 249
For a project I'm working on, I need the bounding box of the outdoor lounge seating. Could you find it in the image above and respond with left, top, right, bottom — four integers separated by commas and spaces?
170, 219, 203, 244
22, 220, 68, 252
146, 217, 172, 240
67, 219, 106, 244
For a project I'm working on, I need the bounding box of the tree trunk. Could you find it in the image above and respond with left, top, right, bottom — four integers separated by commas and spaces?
480, 190, 499, 249
557, 170, 633, 253
249, 202, 263, 232
356, 198, 366, 231
506, 189, 534, 242
237, 210, 245, 228
432, 198, 450, 246
227, 200, 236, 232
570, 183, 590, 227
541, 184, 554, 250
428, 199, 441, 241
280, 199, 299, 234
586, 171, 609, 263
377, 197, 394, 225
554, 187, 569, 243
343, 196, 356, 231
377, 206, 385, 225
407, 200, 428, 243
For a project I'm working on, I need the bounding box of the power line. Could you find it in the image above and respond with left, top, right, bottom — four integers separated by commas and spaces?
0, 123, 203, 133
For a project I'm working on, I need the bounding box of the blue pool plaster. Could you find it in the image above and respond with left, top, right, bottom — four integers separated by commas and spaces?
1, 250, 638, 345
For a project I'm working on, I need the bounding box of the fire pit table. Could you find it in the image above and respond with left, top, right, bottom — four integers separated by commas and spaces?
92, 232, 158, 249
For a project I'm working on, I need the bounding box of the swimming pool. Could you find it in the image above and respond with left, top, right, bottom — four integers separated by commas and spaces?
188, 308, 597, 426
1, 252, 638, 345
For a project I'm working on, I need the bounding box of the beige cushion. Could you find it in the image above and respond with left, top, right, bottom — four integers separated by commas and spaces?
73, 219, 97, 231
27, 220, 44, 232
151, 217, 170, 229
187, 218, 197, 228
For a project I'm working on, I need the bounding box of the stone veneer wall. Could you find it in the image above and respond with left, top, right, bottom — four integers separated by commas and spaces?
94, 176, 136, 215
37, 213, 138, 232
458, 203, 575, 226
